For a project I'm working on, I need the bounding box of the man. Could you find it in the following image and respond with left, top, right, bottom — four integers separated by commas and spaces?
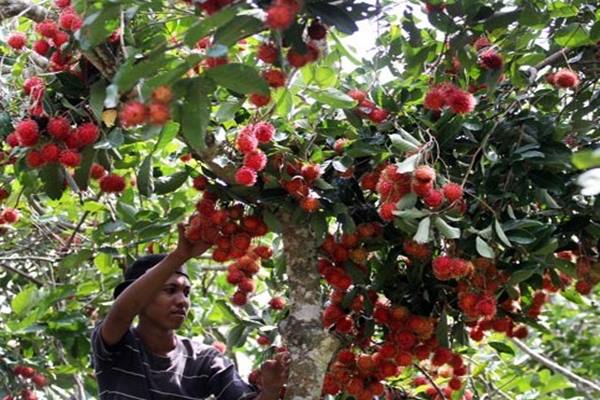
91, 223, 288, 399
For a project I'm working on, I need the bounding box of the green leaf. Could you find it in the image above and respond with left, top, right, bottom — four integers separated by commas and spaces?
488, 341, 515, 356
89, 80, 106, 121
114, 53, 170, 92
181, 78, 214, 152
508, 269, 537, 285
433, 216, 461, 239
227, 323, 248, 348
308, 2, 358, 34
215, 100, 243, 123
436, 308, 449, 348
572, 149, 600, 169
306, 88, 356, 108
11, 286, 39, 316
476, 236, 495, 258
137, 156, 154, 197
311, 213, 329, 245
413, 217, 431, 244
389, 133, 420, 152
494, 219, 512, 247
39, 163, 65, 200
94, 129, 123, 150
554, 23, 591, 48
94, 252, 114, 274
73, 146, 97, 191
154, 171, 189, 195
205, 63, 268, 95
154, 122, 180, 152
273, 88, 293, 119
262, 209, 283, 233
184, 7, 239, 47
78, 4, 121, 50
213, 15, 264, 47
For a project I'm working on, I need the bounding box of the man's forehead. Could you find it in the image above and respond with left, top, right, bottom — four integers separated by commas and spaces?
165, 271, 191, 286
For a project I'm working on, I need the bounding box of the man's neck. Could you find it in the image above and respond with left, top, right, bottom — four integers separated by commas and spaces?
135, 322, 177, 356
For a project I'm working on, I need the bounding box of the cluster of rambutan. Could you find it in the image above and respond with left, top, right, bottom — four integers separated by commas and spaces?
431, 255, 472, 281
250, 20, 326, 106
6, 113, 99, 171
321, 295, 470, 400
361, 163, 464, 221
424, 83, 476, 114
347, 89, 390, 124
453, 258, 528, 341
545, 68, 580, 89
22, 75, 45, 117
233, 122, 275, 187
278, 160, 323, 213
5, 364, 49, 400
119, 86, 173, 128
6, 1, 79, 70
364, 164, 411, 221
184, 181, 274, 306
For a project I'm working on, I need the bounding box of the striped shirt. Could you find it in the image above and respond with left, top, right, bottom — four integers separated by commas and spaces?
91, 323, 259, 400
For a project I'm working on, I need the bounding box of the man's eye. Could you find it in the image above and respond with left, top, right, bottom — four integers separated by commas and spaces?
184, 289, 191, 298
165, 287, 176, 295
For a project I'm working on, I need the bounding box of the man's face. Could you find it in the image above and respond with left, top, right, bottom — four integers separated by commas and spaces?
139, 272, 191, 331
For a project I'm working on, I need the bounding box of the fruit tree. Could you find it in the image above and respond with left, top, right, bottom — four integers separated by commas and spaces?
0, 0, 599, 399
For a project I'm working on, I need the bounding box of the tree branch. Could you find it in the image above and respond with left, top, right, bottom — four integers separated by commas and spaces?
0, 0, 51, 22
512, 338, 600, 393
0, 262, 44, 285
534, 48, 571, 71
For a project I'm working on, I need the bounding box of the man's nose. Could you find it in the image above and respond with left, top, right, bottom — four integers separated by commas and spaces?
175, 291, 189, 307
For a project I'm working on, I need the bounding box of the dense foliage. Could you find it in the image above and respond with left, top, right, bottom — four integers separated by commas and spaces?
0, 0, 599, 399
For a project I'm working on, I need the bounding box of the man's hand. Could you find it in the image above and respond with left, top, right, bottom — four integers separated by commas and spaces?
172, 223, 211, 262
256, 351, 290, 400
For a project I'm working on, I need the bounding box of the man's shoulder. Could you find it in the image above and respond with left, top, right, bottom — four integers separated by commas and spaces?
178, 336, 221, 360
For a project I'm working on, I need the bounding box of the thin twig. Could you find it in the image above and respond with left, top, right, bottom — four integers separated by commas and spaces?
0, 262, 43, 285
512, 338, 600, 393
413, 363, 447, 400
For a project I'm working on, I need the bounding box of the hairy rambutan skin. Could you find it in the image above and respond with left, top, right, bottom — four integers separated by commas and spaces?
479, 49, 503, 70
7, 32, 27, 50
257, 42, 278, 63
119, 101, 147, 127
447, 87, 475, 114
554, 69, 579, 88
235, 167, 257, 186
424, 86, 447, 111
249, 93, 271, 107
443, 182, 463, 202
263, 68, 286, 88
253, 122, 275, 143
244, 150, 267, 171
16, 120, 40, 146
100, 174, 126, 193
265, 5, 295, 30
236, 132, 258, 154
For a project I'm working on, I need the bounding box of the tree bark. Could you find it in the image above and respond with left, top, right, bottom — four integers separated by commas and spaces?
0, 0, 50, 22
512, 338, 600, 393
278, 210, 340, 400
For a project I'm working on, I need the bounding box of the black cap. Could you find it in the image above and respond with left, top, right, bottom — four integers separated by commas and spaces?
113, 254, 189, 299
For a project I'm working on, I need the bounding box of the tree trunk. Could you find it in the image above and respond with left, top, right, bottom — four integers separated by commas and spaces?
278, 211, 340, 400
0, 0, 50, 22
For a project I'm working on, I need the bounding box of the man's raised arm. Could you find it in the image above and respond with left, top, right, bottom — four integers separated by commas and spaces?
100, 223, 210, 345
